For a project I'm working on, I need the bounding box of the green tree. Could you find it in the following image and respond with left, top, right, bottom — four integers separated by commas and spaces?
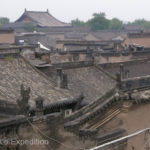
129, 19, 150, 29
143, 21, 150, 29
71, 18, 85, 27
87, 12, 110, 30
132, 19, 146, 25
109, 18, 123, 29
0, 17, 9, 25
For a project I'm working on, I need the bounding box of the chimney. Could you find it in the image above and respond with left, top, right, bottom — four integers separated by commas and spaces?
56, 68, 68, 89
125, 70, 130, 79
62, 73, 68, 89
35, 96, 44, 116
57, 68, 63, 88
47, 9, 49, 13
35, 97, 44, 109
25, 8, 27, 12
120, 64, 125, 80
116, 73, 122, 89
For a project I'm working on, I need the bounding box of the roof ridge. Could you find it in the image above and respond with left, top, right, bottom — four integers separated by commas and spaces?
25, 10, 71, 25
25, 10, 48, 13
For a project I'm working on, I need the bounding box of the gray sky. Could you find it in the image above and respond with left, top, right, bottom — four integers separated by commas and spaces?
1, 0, 150, 23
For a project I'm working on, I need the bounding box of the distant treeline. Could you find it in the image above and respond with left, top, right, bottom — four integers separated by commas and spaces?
1, 14, 150, 32
71, 12, 150, 31
0, 17, 9, 26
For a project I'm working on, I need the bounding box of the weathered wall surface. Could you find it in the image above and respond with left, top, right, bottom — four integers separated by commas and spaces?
50, 52, 93, 64
102, 59, 150, 78
94, 55, 131, 64
102, 102, 150, 150
0, 114, 95, 150
121, 75, 150, 91
50, 53, 73, 63
50, 50, 150, 65
1, 94, 150, 150
0, 33, 15, 44
123, 36, 150, 48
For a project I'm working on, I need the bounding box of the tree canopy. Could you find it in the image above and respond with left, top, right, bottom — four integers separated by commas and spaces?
109, 18, 123, 29
0, 17, 9, 26
87, 13, 110, 30
71, 19, 85, 27
71, 12, 150, 30
129, 19, 150, 29
71, 12, 123, 30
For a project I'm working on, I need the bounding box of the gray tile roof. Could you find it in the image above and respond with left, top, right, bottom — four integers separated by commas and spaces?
63, 66, 116, 103
16, 11, 71, 27
64, 32, 87, 40
0, 57, 74, 106
91, 30, 126, 41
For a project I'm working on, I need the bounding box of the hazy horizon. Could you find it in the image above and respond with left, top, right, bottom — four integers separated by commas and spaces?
1, 0, 150, 23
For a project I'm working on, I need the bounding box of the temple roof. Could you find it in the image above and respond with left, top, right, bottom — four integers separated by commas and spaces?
15, 10, 71, 27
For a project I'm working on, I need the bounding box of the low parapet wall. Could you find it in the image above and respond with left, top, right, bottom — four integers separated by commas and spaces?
51, 50, 150, 65
132, 50, 150, 56
121, 75, 150, 91
0, 100, 18, 115
0, 49, 20, 58
64, 88, 116, 127
52, 61, 94, 69
0, 45, 36, 59
100, 58, 149, 69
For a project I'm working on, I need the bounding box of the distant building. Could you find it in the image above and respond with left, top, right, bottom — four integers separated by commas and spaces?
15, 9, 71, 28
0, 28, 14, 44
123, 32, 150, 48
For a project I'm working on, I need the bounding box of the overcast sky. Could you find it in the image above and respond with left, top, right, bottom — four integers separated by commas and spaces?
1, 0, 150, 23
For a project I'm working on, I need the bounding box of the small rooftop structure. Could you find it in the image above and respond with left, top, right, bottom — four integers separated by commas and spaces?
15, 9, 71, 28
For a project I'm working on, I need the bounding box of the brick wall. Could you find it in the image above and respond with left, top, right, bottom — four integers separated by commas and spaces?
0, 32, 15, 44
